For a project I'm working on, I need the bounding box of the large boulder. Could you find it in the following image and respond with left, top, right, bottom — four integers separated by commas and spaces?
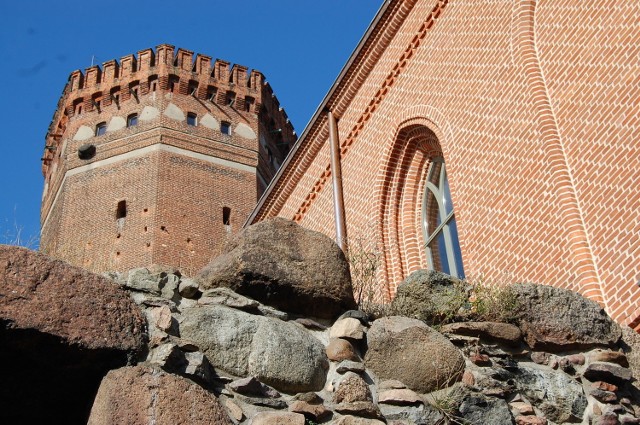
0, 245, 146, 423
197, 218, 356, 319
511, 283, 621, 351
364, 316, 465, 393
179, 304, 328, 392
87, 365, 232, 424
391, 270, 468, 325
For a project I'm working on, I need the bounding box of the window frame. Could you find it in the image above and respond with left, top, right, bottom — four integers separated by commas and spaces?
95, 122, 107, 136
421, 157, 465, 278
186, 112, 197, 127
127, 113, 138, 127
220, 121, 231, 135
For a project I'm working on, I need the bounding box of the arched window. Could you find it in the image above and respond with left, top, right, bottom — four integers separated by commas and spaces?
95, 122, 107, 136
422, 158, 464, 278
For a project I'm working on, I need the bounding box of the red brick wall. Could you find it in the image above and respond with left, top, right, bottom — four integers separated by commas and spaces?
253, 0, 640, 328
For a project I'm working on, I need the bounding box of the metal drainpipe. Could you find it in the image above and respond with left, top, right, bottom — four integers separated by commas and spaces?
328, 110, 348, 253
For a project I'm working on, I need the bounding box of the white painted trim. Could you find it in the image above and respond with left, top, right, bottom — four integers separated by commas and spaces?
42, 143, 256, 230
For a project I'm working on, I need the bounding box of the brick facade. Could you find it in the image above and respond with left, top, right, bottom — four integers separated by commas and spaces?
250, 0, 640, 329
41, 45, 295, 274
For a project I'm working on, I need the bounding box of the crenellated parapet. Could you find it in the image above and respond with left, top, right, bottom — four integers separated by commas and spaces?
43, 44, 296, 177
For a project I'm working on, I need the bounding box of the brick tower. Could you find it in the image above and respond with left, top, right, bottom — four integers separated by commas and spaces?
40, 45, 295, 273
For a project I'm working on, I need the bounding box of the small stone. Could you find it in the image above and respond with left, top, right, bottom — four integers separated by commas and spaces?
584, 363, 633, 386
332, 416, 385, 425
183, 351, 213, 383
591, 389, 618, 403
292, 392, 323, 404
326, 338, 358, 362
234, 394, 286, 409
227, 377, 280, 398
558, 357, 576, 374
178, 278, 199, 298
510, 401, 535, 415
565, 353, 586, 365
595, 404, 603, 415
530, 351, 551, 365
440, 321, 522, 346
148, 343, 181, 368
338, 309, 369, 324
223, 398, 244, 422
591, 350, 630, 368
199, 287, 259, 310
620, 415, 640, 424
250, 411, 305, 425
126, 267, 161, 294
378, 380, 407, 390
378, 388, 422, 405
593, 412, 621, 425
593, 381, 619, 392
516, 416, 547, 425
153, 305, 173, 331
462, 370, 476, 386
159, 272, 181, 299
330, 318, 365, 340
335, 401, 383, 419
336, 360, 366, 374
294, 318, 327, 330
470, 352, 491, 366
289, 400, 330, 421
334, 372, 372, 403
257, 304, 289, 320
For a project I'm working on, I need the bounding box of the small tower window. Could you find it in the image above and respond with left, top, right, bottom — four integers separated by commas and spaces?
187, 113, 197, 126
207, 86, 218, 102
148, 75, 158, 92
244, 96, 255, 112
226, 91, 236, 107
127, 114, 138, 127
188, 80, 199, 96
95, 122, 107, 136
116, 200, 127, 219
169, 76, 179, 93
222, 207, 231, 225
220, 121, 231, 135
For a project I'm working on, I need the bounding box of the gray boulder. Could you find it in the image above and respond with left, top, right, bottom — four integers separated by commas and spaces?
458, 394, 514, 425
512, 283, 621, 351
197, 218, 356, 319
364, 316, 465, 393
515, 364, 587, 423
391, 270, 468, 325
179, 304, 328, 392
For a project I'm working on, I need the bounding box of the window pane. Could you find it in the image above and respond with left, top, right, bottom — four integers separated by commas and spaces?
428, 230, 450, 275
443, 169, 453, 216
448, 217, 465, 279
187, 113, 197, 126
423, 189, 439, 236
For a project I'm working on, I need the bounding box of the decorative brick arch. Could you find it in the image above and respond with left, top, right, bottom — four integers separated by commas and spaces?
373, 111, 455, 301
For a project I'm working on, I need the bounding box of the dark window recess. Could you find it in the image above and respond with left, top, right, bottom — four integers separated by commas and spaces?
220, 121, 231, 135
169, 76, 179, 93
187, 113, 197, 126
78, 144, 96, 160
244, 96, 255, 112
127, 114, 138, 127
207, 86, 218, 102
226, 91, 236, 106
116, 200, 127, 219
188, 80, 198, 96
95, 122, 107, 136
222, 207, 231, 225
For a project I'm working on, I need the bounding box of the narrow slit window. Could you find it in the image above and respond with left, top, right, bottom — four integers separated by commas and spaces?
116, 200, 127, 219
187, 112, 197, 126
222, 207, 231, 225
226, 91, 236, 106
220, 121, 231, 135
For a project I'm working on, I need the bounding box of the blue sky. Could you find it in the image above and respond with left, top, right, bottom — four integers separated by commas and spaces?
0, 1, 382, 246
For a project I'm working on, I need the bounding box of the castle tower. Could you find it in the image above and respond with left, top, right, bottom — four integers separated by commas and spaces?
40, 45, 295, 273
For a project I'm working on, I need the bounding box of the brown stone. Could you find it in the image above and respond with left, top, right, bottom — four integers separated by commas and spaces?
378, 388, 422, 405
223, 398, 244, 422
462, 370, 476, 386
289, 400, 330, 421
593, 412, 621, 425
592, 350, 630, 368
565, 353, 586, 365
334, 372, 372, 403
87, 365, 231, 424
335, 401, 383, 419
440, 321, 522, 346
510, 401, 535, 415
0, 246, 146, 424
584, 362, 633, 386
593, 381, 619, 392
469, 352, 491, 366
152, 305, 173, 331
591, 389, 618, 403
251, 411, 305, 425
327, 338, 358, 362
515, 416, 547, 425
531, 351, 551, 365
332, 416, 385, 425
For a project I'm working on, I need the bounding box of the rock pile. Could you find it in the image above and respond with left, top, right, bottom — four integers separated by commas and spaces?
1, 219, 639, 424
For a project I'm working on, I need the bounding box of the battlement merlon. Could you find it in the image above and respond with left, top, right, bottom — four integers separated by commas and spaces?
63, 44, 266, 97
